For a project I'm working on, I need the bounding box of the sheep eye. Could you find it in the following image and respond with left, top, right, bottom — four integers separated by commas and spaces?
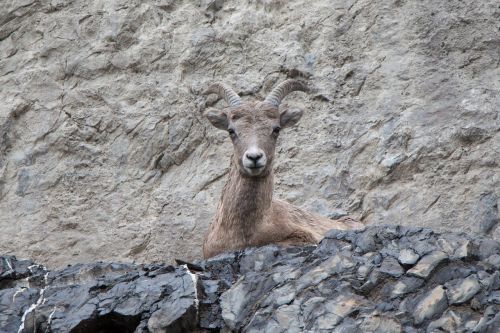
272, 126, 281, 136
228, 128, 236, 137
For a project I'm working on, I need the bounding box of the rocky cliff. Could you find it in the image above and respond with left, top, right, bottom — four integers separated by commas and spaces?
1, 227, 499, 332
0, 0, 499, 267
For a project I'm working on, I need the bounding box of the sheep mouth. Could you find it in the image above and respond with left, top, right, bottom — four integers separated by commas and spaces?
247, 165, 264, 170
242, 161, 266, 170
244, 165, 265, 175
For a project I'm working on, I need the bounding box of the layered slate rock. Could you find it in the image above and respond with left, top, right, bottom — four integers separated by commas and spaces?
1, 226, 499, 332
204, 226, 500, 332
1, 259, 198, 333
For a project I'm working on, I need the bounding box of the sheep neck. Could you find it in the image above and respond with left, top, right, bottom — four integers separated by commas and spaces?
219, 157, 273, 238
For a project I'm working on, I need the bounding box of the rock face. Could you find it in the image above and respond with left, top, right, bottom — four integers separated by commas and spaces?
0, 258, 198, 333
1, 226, 499, 332
0, 0, 499, 267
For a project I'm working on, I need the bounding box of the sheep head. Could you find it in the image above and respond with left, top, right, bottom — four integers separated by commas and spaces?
203, 80, 308, 177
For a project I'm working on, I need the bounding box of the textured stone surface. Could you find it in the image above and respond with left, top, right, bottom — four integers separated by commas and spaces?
0, 0, 499, 268
407, 250, 448, 278
398, 248, 420, 265
413, 285, 448, 325
212, 226, 500, 332
1, 258, 197, 333
446, 274, 481, 305
1, 226, 499, 332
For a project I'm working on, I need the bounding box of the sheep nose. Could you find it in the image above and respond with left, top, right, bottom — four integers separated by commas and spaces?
245, 151, 263, 162
243, 147, 266, 171
245, 152, 263, 162
242, 147, 267, 173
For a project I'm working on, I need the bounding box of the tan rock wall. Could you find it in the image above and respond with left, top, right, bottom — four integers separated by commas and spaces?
0, 0, 498, 267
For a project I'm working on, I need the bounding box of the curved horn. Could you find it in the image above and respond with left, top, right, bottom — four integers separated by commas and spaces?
203, 83, 241, 107
264, 79, 309, 107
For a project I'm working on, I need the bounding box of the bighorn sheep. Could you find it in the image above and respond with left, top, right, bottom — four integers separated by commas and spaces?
202, 80, 363, 258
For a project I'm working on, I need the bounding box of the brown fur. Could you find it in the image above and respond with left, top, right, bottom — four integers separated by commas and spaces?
203, 95, 363, 259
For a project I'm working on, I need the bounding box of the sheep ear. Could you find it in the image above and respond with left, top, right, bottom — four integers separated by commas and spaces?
280, 108, 304, 128
204, 108, 228, 130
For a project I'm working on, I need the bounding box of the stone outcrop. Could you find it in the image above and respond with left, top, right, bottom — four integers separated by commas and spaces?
0, 0, 499, 267
1, 226, 499, 332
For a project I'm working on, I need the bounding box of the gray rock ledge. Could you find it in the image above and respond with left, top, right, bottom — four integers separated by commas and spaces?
1, 226, 499, 332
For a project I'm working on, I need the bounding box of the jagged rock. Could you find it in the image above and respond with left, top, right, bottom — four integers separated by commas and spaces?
473, 305, 500, 332
407, 251, 448, 279
427, 309, 464, 333
398, 248, 420, 265
484, 254, 500, 269
446, 275, 481, 305
437, 235, 472, 259
1, 260, 197, 333
360, 315, 402, 333
0, 287, 40, 333
391, 277, 425, 298
1, 226, 499, 332
0, 256, 44, 287
0, 256, 47, 333
413, 285, 448, 325
379, 256, 404, 277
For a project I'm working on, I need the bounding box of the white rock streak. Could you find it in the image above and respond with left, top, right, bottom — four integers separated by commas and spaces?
4, 257, 13, 271
12, 287, 27, 303
17, 270, 49, 333
47, 306, 57, 326
184, 265, 199, 309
